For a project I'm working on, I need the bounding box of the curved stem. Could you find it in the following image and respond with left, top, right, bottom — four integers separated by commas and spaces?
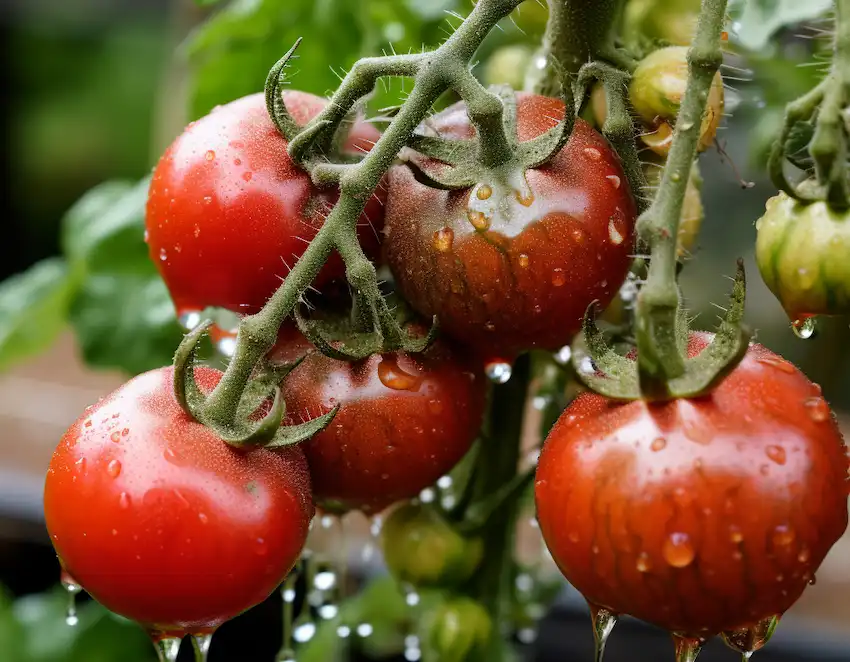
201, 0, 524, 426
453, 70, 515, 169
633, 0, 728, 398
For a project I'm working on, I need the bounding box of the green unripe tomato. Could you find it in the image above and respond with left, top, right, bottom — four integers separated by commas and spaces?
484, 45, 534, 91
381, 503, 484, 588
756, 191, 850, 321
624, 0, 700, 48
423, 597, 493, 662
629, 46, 724, 156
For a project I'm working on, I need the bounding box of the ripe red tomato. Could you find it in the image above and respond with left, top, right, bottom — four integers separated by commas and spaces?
278, 334, 487, 514
43, 366, 313, 636
535, 334, 849, 635
146, 91, 385, 317
383, 94, 637, 359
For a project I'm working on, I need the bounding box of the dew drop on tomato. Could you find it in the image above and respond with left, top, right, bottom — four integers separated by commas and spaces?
721, 614, 780, 659
729, 525, 744, 544
803, 396, 830, 423
106, 459, 122, 479
467, 210, 490, 231
109, 431, 121, 443
485, 360, 513, 384
662, 532, 695, 568
204, 150, 215, 161
650, 437, 667, 452
765, 445, 787, 465
377, 356, 423, 391
551, 268, 567, 287
772, 524, 796, 547
608, 214, 626, 245
476, 184, 493, 200
432, 227, 454, 253
583, 147, 602, 161
636, 552, 652, 573
756, 355, 796, 374
606, 175, 621, 189
118, 491, 131, 509
518, 253, 530, 268
588, 602, 618, 662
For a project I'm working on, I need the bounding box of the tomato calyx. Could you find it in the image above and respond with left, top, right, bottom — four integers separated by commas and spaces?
572, 259, 751, 401
403, 84, 574, 192
172, 320, 339, 448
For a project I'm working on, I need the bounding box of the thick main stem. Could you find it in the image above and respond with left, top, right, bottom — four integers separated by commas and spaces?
201, 0, 523, 424
470, 356, 530, 630
633, 0, 728, 397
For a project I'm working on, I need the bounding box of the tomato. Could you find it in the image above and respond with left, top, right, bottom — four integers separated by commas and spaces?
535, 333, 849, 636
381, 502, 483, 588
623, 0, 700, 48
279, 333, 487, 514
423, 597, 493, 662
43, 366, 313, 636
484, 45, 534, 90
629, 46, 724, 156
384, 94, 637, 358
146, 91, 386, 317
756, 191, 850, 322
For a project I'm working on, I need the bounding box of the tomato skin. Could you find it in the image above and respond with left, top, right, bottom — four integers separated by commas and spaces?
756, 191, 850, 320
424, 597, 493, 662
280, 337, 487, 514
146, 91, 385, 316
384, 94, 637, 358
43, 367, 313, 634
535, 334, 848, 635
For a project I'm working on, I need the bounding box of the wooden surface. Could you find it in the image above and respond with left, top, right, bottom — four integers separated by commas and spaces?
1, 332, 847, 631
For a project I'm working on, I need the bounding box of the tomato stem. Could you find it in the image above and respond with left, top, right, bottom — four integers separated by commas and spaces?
194, 0, 526, 434
633, 0, 729, 397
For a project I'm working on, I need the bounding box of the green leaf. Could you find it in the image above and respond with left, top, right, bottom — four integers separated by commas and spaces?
0, 259, 74, 373
61, 178, 182, 375
730, 0, 833, 51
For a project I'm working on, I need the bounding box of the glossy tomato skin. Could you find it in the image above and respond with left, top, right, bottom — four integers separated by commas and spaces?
44, 367, 313, 634
146, 91, 385, 316
280, 337, 487, 514
535, 334, 848, 636
384, 94, 637, 359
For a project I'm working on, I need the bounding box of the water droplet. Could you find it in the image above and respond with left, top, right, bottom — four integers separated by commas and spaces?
772, 524, 796, 547
765, 445, 786, 465
552, 268, 567, 286
107, 460, 122, 479
729, 525, 744, 544
798, 547, 811, 563
803, 396, 830, 422
432, 227, 454, 252
791, 316, 816, 339
584, 147, 602, 161
476, 184, 492, 200
178, 310, 203, 331
606, 175, 621, 189
202, 195, 213, 205
204, 150, 215, 161
467, 210, 490, 231
554, 345, 572, 365
518, 253, 530, 268
757, 356, 796, 374
60, 570, 82, 626
636, 552, 652, 572
589, 603, 618, 662
152, 636, 182, 662
651, 437, 667, 452
663, 532, 695, 568
721, 615, 780, 657
515, 189, 535, 206
118, 492, 131, 509
672, 634, 704, 662
242, 171, 253, 182
608, 215, 625, 245
194, 224, 201, 238
192, 633, 214, 662
159, 248, 168, 261
377, 356, 423, 391
485, 360, 512, 384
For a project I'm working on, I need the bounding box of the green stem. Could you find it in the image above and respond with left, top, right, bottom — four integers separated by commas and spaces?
533, 0, 625, 94
470, 355, 530, 626
633, 0, 728, 398
200, 0, 524, 425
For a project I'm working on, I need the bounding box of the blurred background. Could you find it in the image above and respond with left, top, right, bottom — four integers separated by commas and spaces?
0, 0, 847, 660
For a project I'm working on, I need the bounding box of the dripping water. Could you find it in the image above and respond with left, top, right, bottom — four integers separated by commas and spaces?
721, 615, 780, 660
672, 634, 704, 662
191, 633, 214, 662
60, 570, 82, 627
589, 604, 618, 662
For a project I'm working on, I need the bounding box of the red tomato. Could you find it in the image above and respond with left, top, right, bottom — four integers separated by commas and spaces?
146, 91, 385, 317
383, 94, 637, 359
535, 334, 849, 635
278, 335, 487, 514
43, 366, 313, 636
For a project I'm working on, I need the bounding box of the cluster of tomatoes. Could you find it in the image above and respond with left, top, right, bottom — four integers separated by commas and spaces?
40, 39, 850, 662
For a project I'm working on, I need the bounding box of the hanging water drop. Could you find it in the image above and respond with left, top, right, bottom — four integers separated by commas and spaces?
60, 570, 82, 626
672, 634, 704, 662
192, 632, 214, 662
485, 360, 512, 384
721, 615, 780, 660
589, 603, 618, 662
791, 316, 816, 339
152, 636, 182, 662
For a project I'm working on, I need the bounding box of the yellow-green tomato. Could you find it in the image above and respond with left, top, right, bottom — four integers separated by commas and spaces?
629, 46, 724, 156
381, 503, 483, 588
484, 44, 534, 91
624, 0, 700, 47
756, 191, 850, 320
643, 161, 704, 257
424, 597, 493, 662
